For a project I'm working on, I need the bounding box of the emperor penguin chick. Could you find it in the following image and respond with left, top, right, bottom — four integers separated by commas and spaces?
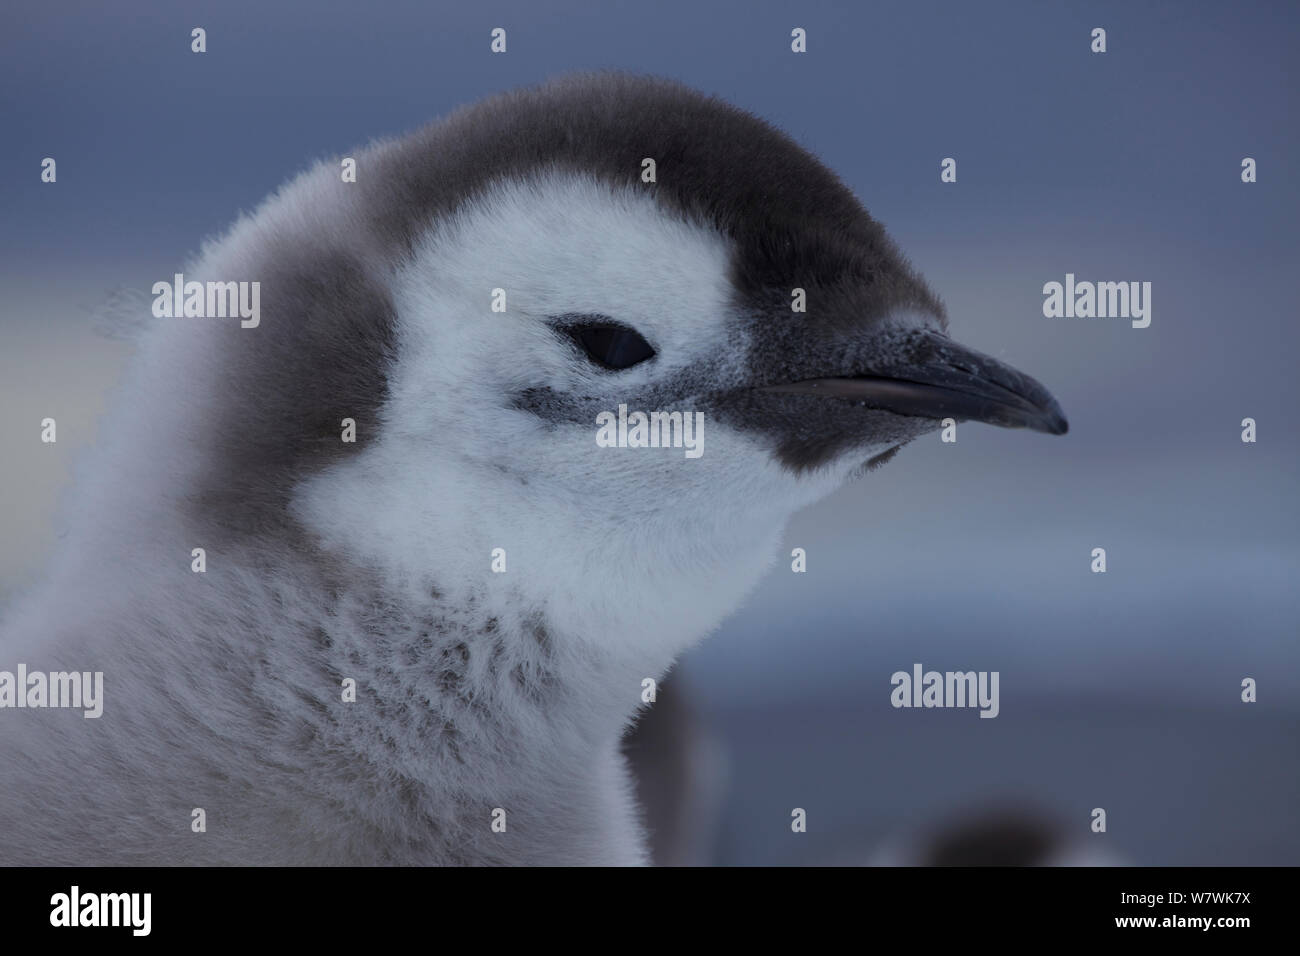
0, 73, 1066, 865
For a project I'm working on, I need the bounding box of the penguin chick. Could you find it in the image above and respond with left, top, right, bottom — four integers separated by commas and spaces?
0, 73, 1066, 865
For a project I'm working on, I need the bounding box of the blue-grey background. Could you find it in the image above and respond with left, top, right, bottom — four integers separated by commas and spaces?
2, 0, 1296, 864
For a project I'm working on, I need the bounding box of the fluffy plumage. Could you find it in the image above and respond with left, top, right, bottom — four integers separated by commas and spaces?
0, 73, 1062, 864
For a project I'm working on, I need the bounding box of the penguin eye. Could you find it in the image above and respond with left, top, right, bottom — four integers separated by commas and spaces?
565, 320, 656, 371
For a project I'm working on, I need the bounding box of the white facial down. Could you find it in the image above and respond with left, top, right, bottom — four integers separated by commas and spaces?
290, 171, 882, 669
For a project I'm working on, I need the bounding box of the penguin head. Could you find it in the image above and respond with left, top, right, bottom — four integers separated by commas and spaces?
197, 74, 1066, 645
351, 75, 1066, 521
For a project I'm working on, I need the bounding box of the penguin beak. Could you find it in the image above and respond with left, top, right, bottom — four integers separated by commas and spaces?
760, 332, 1069, 435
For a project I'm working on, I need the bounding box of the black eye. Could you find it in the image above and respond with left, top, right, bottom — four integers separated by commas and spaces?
567, 321, 656, 370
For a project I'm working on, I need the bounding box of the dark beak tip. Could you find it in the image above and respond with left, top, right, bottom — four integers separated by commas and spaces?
1039, 400, 1069, 436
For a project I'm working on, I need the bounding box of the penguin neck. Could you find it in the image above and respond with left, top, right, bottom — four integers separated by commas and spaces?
279, 449, 792, 859
267, 543, 660, 863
